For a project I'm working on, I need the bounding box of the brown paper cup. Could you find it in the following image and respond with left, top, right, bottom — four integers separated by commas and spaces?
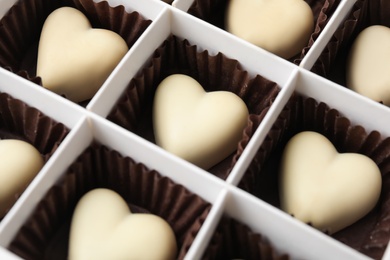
294, 0, 348, 64
202, 216, 289, 259
8, 143, 211, 260
0, 92, 69, 219
107, 35, 280, 180
0, 0, 151, 103
239, 94, 390, 260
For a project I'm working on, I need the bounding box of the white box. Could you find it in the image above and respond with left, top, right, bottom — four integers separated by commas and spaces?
0, 0, 388, 259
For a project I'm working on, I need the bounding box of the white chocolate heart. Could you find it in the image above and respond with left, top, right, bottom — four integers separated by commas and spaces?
280, 131, 381, 234
226, 0, 314, 59
68, 188, 177, 260
36, 7, 128, 102
0, 139, 43, 218
153, 74, 249, 170
347, 25, 390, 106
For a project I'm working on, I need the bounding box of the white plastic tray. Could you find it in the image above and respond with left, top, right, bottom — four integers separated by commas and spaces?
0, 0, 387, 259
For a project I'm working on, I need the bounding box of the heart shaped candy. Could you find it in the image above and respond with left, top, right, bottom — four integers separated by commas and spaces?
68, 188, 177, 260
347, 25, 390, 106
36, 7, 128, 102
226, 0, 314, 59
153, 74, 249, 170
0, 139, 43, 218
280, 131, 381, 234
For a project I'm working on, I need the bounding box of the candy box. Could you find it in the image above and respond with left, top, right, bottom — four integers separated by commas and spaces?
0, 0, 389, 259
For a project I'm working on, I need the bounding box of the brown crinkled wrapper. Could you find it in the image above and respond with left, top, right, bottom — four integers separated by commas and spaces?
0, 92, 69, 220
187, 0, 342, 63
0, 0, 151, 103
368, 0, 390, 27
202, 217, 289, 259
8, 143, 211, 260
239, 94, 390, 260
107, 35, 280, 179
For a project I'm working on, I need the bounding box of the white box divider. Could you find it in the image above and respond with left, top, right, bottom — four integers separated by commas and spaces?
0, 0, 388, 259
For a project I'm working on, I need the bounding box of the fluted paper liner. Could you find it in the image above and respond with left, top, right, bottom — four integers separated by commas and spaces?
8, 143, 211, 260
107, 35, 280, 179
202, 217, 289, 259
239, 94, 390, 259
187, 0, 342, 63
0, 0, 151, 103
0, 92, 69, 220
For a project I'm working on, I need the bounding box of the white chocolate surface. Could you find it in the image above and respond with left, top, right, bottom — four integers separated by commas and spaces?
153, 74, 249, 170
0, 139, 43, 218
226, 0, 314, 59
347, 25, 390, 106
36, 7, 128, 102
280, 131, 382, 234
68, 188, 177, 260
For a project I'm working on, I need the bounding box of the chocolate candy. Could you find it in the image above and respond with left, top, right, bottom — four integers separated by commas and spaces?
347, 25, 390, 106
153, 74, 249, 170
36, 7, 128, 102
69, 189, 177, 260
226, 0, 314, 59
0, 139, 43, 218
279, 131, 381, 234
